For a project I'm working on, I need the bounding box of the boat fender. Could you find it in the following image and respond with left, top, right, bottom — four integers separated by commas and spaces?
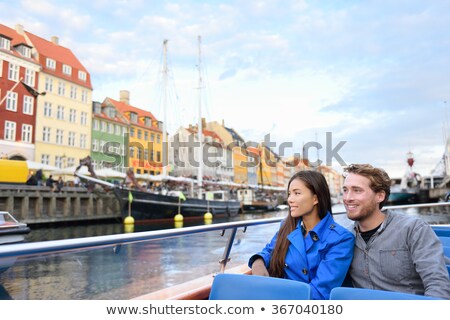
204, 212, 213, 220
174, 213, 184, 222
123, 216, 135, 225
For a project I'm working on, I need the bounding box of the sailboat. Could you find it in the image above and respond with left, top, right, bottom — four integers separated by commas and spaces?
111, 38, 242, 221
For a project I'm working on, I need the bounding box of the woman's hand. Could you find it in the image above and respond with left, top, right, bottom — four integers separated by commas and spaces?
251, 258, 269, 276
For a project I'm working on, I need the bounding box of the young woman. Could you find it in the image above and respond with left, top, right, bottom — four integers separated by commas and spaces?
249, 170, 354, 300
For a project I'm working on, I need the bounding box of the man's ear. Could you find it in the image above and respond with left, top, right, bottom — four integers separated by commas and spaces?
377, 190, 386, 203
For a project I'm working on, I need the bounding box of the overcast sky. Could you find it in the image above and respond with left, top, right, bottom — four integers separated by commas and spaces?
2, 0, 450, 178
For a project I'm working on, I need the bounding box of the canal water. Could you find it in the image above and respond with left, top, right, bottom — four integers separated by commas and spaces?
1, 204, 449, 300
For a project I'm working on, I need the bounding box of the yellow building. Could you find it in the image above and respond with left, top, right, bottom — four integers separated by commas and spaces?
23, 28, 92, 169
107, 91, 164, 175
205, 120, 248, 184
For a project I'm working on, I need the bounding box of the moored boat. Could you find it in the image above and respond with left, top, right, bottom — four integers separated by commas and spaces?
0, 211, 30, 245
113, 187, 242, 221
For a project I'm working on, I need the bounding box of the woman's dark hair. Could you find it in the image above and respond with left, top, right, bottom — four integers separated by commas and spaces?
269, 170, 332, 278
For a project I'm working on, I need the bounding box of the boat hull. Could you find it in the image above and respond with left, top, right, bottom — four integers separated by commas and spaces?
388, 192, 418, 205
114, 188, 242, 221
242, 201, 277, 213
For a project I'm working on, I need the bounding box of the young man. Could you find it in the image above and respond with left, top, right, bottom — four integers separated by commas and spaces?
342, 164, 450, 299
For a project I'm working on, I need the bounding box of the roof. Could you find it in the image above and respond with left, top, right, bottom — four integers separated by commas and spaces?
225, 126, 245, 143
187, 126, 224, 144
0, 24, 39, 65
105, 97, 161, 132
25, 30, 92, 89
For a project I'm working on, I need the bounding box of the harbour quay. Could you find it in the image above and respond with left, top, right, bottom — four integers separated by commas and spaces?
0, 185, 120, 224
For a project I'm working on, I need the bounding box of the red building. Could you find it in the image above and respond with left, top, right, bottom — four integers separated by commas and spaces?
0, 24, 41, 160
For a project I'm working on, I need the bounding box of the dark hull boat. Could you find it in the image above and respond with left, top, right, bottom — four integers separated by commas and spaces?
114, 188, 242, 221
387, 191, 418, 205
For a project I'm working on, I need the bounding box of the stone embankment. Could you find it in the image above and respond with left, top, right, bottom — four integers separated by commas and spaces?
0, 184, 121, 224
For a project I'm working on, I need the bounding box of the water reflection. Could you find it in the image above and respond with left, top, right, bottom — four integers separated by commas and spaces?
1, 206, 449, 300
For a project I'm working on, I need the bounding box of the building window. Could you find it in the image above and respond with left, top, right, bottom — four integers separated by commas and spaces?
46, 58, 56, 70
8, 63, 19, 81
23, 96, 34, 115
130, 112, 138, 123
67, 157, 75, 167
69, 109, 76, 123
57, 105, 64, 120
58, 82, 65, 96
108, 123, 114, 134
81, 90, 88, 103
78, 70, 87, 81
68, 131, 75, 146
130, 127, 135, 137
42, 127, 51, 142
17, 45, 31, 58
21, 124, 32, 143
101, 121, 107, 132
6, 91, 17, 111
0, 37, 11, 50
80, 134, 87, 149
44, 102, 52, 117
137, 129, 142, 139
93, 119, 99, 130
24, 69, 35, 87
92, 139, 99, 152
4, 121, 16, 141
70, 85, 77, 99
115, 125, 121, 135
45, 77, 53, 92
156, 151, 161, 162
41, 154, 50, 165
56, 129, 63, 144
55, 156, 63, 168
62, 64, 72, 75
80, 112, 88, 125
129, 147, 134, 158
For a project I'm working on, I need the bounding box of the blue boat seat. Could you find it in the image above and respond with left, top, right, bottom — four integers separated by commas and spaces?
209, 273, 311, 300
329, 287, 441, 300
433, 225, 450, 237
444, 246, 450, 258
439, 236, 450, 247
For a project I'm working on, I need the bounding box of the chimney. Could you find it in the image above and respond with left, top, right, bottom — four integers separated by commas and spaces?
202, 117, 206, 129
51, 36, 59, 45
120, 90, 130, 104
15, 24, 24, 35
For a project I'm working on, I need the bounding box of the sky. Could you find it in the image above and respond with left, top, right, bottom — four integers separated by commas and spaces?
2, 0, 450, 178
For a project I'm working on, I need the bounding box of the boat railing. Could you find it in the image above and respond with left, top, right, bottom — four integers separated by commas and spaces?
1, 201, 449, 272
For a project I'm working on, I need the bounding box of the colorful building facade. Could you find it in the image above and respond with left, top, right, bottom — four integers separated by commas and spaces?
108, 90, 164, 175
24, 26, 93, 169
0, 24, 41, 160
91, 101, 129, 171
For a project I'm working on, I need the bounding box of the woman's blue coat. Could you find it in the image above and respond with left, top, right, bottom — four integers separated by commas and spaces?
249, 213, 355, 300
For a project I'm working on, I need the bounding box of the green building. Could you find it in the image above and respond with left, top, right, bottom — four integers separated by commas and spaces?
91, 101, 129, 172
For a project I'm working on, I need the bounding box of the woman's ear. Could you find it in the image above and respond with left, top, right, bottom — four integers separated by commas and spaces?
313, 194, 319, 206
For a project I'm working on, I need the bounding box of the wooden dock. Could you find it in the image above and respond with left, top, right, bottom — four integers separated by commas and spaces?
0, 185, 121, 224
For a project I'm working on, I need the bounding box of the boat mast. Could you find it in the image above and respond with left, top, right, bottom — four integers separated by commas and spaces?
162, 39, 168, 178
197, 35, 203, 199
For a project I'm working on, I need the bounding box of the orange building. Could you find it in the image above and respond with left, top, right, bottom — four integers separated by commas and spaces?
105, 90, 164, 175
